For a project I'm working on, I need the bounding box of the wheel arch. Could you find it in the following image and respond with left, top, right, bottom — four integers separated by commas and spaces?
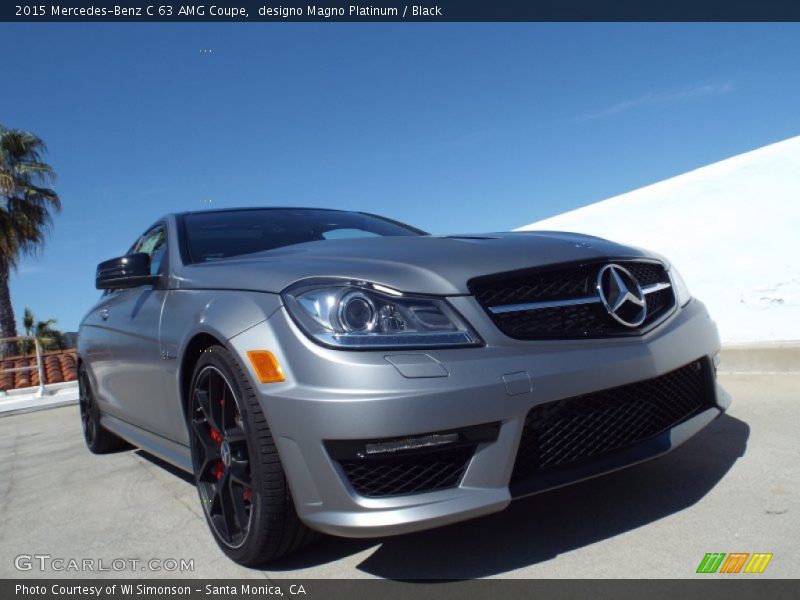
167, 290, 282, 428
76, 355, 97, 394
179, 331, 227, 426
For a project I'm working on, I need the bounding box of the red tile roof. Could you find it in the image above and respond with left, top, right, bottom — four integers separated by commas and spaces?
0, 349, 78, 391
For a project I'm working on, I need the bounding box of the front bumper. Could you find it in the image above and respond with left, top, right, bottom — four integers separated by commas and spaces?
228, 298, 727, 538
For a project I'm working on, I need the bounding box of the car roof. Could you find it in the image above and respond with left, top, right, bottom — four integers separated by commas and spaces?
176, 207, 354, 217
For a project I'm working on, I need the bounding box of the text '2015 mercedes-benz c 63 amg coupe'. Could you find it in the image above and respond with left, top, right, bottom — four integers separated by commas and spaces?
78, 207, 729, 565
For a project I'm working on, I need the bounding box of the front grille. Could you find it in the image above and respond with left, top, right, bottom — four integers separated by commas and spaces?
339, 447, 473, 498
511, 359, 714, 484
470, 259, 676, 339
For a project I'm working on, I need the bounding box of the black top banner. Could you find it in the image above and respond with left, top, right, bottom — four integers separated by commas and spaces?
4, 0, 800, 22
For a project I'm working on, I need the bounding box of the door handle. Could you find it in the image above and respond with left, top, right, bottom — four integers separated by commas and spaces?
100, 308, 109, 321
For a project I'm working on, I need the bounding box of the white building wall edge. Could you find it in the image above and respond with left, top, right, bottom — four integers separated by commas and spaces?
517, 136, 800, 344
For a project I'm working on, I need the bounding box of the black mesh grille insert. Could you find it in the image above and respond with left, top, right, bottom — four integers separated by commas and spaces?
473, 264, 595, 307
624, 261, 667, 286
470, 259, 676, 340
492, 302, 607, 338
511, 359, 713, 484
339, 448, 474, 498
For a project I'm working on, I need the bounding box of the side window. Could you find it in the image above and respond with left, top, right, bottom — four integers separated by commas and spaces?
131, 224, 167, 276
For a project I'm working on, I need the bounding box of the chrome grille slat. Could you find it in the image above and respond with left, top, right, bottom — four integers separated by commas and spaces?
488, 281, 671, 315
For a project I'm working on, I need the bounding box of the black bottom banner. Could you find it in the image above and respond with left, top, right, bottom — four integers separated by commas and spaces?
3, 579, 800, 600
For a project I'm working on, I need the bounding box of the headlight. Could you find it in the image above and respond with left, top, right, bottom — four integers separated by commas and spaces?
668, 265, 692, 307
282, 279, 483, 349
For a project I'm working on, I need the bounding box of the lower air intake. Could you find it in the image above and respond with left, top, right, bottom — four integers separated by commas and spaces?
511, 358, 714, 484
339, 448, 473, 498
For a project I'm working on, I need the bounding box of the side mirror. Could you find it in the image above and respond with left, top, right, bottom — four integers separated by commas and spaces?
95, 253, 161, 290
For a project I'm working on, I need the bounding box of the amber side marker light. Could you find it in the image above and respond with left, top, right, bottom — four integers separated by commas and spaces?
246, 350, 286, 383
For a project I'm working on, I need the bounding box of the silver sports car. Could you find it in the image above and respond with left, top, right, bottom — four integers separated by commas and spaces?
78, 207, 729, 565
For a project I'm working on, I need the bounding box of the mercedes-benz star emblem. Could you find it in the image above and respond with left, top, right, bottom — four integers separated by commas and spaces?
597, 264, 647, 327
220, 441, 232, 468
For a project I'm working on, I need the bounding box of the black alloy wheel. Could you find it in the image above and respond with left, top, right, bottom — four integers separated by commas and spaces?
190, 365, 254, 548
188, 345, 316, 565
78, 365, 128, 454
79, 368, 97, 445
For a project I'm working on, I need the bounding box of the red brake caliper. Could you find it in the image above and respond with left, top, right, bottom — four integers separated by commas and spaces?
211, 400, 253, 502
209, 427, 224, 481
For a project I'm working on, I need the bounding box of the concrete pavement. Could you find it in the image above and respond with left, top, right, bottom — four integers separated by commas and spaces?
0, 373, 797, 579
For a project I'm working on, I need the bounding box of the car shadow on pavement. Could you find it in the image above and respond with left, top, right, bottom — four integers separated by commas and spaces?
264, 413, 749, 579
135, 450, 195, 485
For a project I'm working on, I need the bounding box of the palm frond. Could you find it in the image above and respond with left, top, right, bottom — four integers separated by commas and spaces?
0, 126, 61, 267
15, 162, 56, 184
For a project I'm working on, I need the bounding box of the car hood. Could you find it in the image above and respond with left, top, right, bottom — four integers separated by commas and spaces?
174, 232, 648, 296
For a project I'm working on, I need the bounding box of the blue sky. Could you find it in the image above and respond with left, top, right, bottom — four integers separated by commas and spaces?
3, 23, 800, 331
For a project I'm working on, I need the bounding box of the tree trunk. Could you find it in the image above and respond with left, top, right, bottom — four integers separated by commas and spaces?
0, 259, 19, 356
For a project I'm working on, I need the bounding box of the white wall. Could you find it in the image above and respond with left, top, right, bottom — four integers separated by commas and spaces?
517, 136, 800, 344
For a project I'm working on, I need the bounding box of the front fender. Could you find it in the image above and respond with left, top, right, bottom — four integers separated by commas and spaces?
160, 289, 283, 445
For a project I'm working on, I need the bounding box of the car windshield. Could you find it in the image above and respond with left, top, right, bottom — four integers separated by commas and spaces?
181, 208, 425, 263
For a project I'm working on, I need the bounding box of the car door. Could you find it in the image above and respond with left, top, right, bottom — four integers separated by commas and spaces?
79, 292, 117, 409
100, 223, 173, 437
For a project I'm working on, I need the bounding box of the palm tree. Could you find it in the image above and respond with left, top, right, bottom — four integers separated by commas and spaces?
0, 126, 61, 355
34, 317, 65, 352
22, 307, 35, 355
23, 307, 34, 336
19, 307, 65, 353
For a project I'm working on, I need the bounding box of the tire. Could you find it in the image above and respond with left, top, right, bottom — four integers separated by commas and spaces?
187, 344, 316, 565
78, 365, 129, 454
